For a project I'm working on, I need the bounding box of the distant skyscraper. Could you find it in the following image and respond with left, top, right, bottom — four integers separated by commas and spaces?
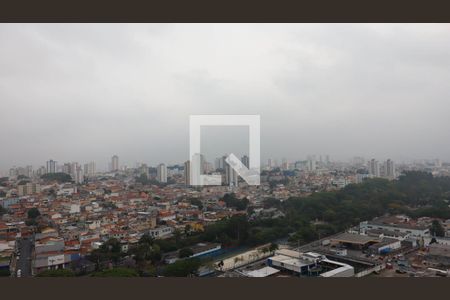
70, 162, 78, 177
368, 159, 380, 177
221, 155, 227, 170
73, 165, 84, 184
36, 166, 46, 176
62, 163, 71, 175
241, 155, 250, 169
352, 156, 365, 166
111, 155, 119, 172
139, 163, 149, 178
199, 154, 207, 174
204, 162, 214, 173
435, 159, 442, 168
25, 165, 33, 178
184, 160, 191, 186
385, 159, 396, 179
214, 156, 226, 170
215, 157, 221, 170
307, 156, 316, 172
225, 160, 238, 187
281, 158, 288, 170
46, 159, 56, 174
157, 163, 167, 183
267, 158, 272, 168
83, 161, 96, 176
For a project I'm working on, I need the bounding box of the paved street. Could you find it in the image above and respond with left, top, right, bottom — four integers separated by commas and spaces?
15, 238, 32, 277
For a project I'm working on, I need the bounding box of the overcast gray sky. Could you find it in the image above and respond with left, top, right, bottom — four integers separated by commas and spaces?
1, 24, 450, 173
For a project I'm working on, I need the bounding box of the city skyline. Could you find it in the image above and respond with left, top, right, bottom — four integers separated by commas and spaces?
2, 24, 450, 172
1, 154, 446, 177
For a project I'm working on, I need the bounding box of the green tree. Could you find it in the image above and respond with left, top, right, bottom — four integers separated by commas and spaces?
184, 224, 192, 235
41, 172, 72, 183
0, 269, 11, 277
269, 243, 279, 252
135, 174, 150, 185
263, 198, 281, 209
222, 193, 250, 211
132, 236, 161, 264
92, 267, 139, 277
27, 207, 40, 219
88, 238, 124, 266
179, 247, 194, 258
0, 205, 7, 216
25, 219, 38, 226
163, 258, 201, 277
430, 220, 445, 237
36, 269, 75, 277
173, 229, 182, 246
138, 233, 154, 246
189, 198, 203, 210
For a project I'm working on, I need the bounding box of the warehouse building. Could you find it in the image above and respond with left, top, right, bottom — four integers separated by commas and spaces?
360, 216, 430, 238
266, 249, 354, 277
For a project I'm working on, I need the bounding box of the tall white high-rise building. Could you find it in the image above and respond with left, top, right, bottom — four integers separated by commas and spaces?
225, 160, 238, 187
157, 163, 167, 183
25, 165, 33, 178
70, 162, 78, 178
111, 155, 119, 172
184, 160, 191, 186
385, 159, 396, 179
368, 159, 380, 177
221, 155, 227, 170
213, 155, 227, 171
36, 166, 46, 176
73, 165, 84, 184
83, 161, 96, 176
46, 159, 57, 174
62, 163, 71, 174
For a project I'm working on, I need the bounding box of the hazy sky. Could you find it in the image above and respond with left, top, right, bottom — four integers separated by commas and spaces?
1, 24, 450, 173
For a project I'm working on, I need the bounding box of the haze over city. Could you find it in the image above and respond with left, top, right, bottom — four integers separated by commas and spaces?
2, 24, 450, 173
4, 22, 450, 280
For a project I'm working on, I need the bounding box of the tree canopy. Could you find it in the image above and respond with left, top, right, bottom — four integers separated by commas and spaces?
430, 220, 445, 237
163, 258, 201, 277
222, 193, 249, 211
91, 267, 139, 277
179, 247, 194, 258
36, 269, 75, 277
27, 207, 41, 219
41, 172, 72, 183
